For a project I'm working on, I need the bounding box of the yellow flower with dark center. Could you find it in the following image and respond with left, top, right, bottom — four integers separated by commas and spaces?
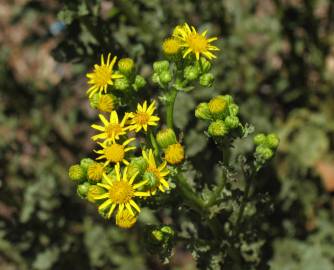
164, 143, 185, 165
86, 53, 123, 98
94, 164, 150, 219
116, 209, 137, 229
129, 101, 160, 132
162, 38, 181, 56
91, 111, 130, 143
94, 138, 136, 166
142, 149, 169, 193
87, 162, 104, 182
172, 23, 219, 60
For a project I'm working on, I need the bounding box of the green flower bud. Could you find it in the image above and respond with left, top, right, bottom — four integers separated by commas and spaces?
199, 57, 212, 73
89, 93, 99, 109
161, 226, 175, 237
143, 171, 159, 189
156, 128, 177, 148
256, 145, 273, 160
208, 120, 228, 137
229, 104, 239, 116
133, 75, 146, 91
80, 158, 94, 172
199, 73, 214, 87
118, 58, 134, 75
153, 60, 169, 73
114, 77, 130, 91
69, 164, 85, 182
266, 133, 280, 149
129, 156, 147, 175
159, 70, 172, 84
195, 102, 212, 120
87, 185, 105, 203
254, 134, 266, 145
77, 182, 90, 198
225, 115, 240, 129
152, 230, 164, 242
208, 96, 228, 119
152, 73, 160, 84
184, 65, 200, 81
224, 95, 234, 105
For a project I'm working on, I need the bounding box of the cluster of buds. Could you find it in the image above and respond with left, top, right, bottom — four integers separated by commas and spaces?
253, 133, 280, 168
195, 95, 241, 137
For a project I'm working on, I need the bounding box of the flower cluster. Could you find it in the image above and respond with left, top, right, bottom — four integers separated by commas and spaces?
69, 23, 220, 229
195, 95, 241, 137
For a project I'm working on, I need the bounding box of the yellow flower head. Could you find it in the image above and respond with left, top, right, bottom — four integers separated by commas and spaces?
94, 138, 136, 166
164, 143, 185, 165
91, 111, 130, 143
142, 149, 170, 194
129, 101, 160, 132
87, 162, 104, 182
86, 53, 123, 98
94, 164, 151, 219
116, 209, 137, 229
172, 23, 219, 60
162, 38, 181, 56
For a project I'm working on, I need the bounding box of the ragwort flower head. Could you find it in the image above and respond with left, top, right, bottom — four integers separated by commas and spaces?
86, 53, 123, 98
91, 111, 130, 143
142, 149, 170, 194
94, 138, 136, 166
129, 101, 160, 132
172, 23, 219, 60
94, 164, 150, 219
116, 209, 137, 229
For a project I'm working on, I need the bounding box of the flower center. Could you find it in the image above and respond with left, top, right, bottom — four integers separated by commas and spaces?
187, 33, 208, 53
134, 112, 150, 125
109, 181, 134, 204
105, 123, 122, 138
87, 163, 104, 181
104, 144, 125, 163
94, 65, 111, 87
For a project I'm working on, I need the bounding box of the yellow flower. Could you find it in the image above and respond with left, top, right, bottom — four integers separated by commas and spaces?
162, 38, 181, 56
164, 143, 185, 165
129, 101, 160, 132
116, 209, 137, 229
91, 111, 130, 143
142, 149, 169, 193
86, 53, 123, 98
97, 94, 115, 112
172, 23, 219, 60
94, 164, 150, 219
87, 162, 104, 182
94, 138, 136, 166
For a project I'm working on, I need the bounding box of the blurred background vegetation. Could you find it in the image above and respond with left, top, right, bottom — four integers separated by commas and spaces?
0, 0, 334, 269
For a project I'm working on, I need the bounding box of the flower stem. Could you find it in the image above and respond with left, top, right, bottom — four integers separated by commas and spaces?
235, 174, 253, 230
166, 88, 178, 129
149, 130, 159, 157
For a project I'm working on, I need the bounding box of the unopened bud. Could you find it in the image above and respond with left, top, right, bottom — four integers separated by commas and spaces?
208, 120, 228, 137
89, 93, 99, 109
254, 134, 266, 145
199, 57, 212, 73
87, 185, 105, 203
118, 58, 134, 75
229, 104, 239, 116
156, 128, 177, 148
164, 143, 185, 165
114, 77, 130, 91
256, 145, 273, 160
133, 75, 146, 91
208, 96, 228, 119
153, 60, 169, 73
184, 65, 200, 81
159, 70, 172, 84
77, 182, 90, 198
266, 133, 279, 149
195, 102, 212, 120
80, 158, 94, 172
69, 164, 85, 181
225, 116, 240, 129
199, 73, 214, 87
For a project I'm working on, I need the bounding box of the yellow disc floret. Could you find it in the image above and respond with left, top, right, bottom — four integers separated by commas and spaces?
94, 138, 136, 166
116, 209, 137, 229
86, 53, 123, 97
164, 143, 185, 165
172, 23, 219, 60
129, 101, 160, 132
208, 95, 227, 115
97, 94, 115, 112
87, 162, 104, 182
91, 111, 130, 143
93, 164, 151, 220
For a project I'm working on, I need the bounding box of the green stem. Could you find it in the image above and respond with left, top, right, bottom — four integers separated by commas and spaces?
235, 174, 253, 230
166, 88, 178, 129
206, 169, 227, 207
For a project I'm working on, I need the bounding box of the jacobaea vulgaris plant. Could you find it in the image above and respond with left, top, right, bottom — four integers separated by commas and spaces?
68, 22, 279, 267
